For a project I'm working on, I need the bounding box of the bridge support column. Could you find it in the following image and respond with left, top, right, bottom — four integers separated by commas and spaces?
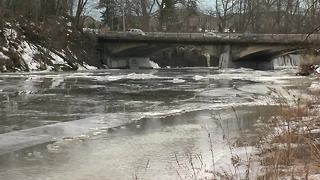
203, 53, 211, 67
219, 45, 234, 69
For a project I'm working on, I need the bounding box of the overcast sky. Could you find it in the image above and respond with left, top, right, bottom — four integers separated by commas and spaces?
86, 0, 100, 20
86, 0, 214, 21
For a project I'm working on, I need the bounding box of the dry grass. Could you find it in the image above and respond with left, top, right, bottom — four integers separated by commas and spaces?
256, 90, 320, 179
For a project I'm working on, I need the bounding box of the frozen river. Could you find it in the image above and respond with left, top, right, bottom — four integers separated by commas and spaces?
0, 68, 313, 179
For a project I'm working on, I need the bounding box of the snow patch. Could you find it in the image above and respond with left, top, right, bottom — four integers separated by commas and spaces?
67, 46, 78, 60
315, 65, 320, 74
310, 81, 320, 92
149, 61, 160, 69
0, 23, 98, 72
20, 41, 40, 70
91, 73, 166, 82
309, 174, 320, 179
0, 52, 9, 60
171, 78, 186, 83
2, 47, 8, 52
77, 63, 98, 71
3, 28, 18, 40
50, 52, 65, 65
208, 73, 303, 84
193, 75, 207, 81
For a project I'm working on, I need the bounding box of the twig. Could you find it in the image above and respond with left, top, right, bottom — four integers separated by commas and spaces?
305, 25, 320, 41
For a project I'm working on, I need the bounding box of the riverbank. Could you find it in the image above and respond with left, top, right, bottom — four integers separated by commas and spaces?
0, 18, 99, 72
255, 80, 320, 179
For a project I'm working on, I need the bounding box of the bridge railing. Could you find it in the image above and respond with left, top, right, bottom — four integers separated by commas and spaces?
98, 31, 320, 43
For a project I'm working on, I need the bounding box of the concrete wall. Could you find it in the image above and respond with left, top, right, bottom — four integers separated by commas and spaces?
102, 56, 155, 69
97, 36, 318, 70
300, 54, 320, 66
149, 46, 220, 68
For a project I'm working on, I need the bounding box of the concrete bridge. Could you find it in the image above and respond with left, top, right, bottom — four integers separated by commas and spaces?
97, 32, 320, 69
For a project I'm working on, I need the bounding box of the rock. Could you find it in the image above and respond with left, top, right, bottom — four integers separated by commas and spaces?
297, 64, 314, 76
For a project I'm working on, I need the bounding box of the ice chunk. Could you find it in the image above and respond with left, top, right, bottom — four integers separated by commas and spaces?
149, 60, 160, 69
171, 78, 186, 83
193, 75, 206, 81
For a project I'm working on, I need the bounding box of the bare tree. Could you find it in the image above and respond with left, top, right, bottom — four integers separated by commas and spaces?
74, 0, 88, 30
214, 0, 239, 32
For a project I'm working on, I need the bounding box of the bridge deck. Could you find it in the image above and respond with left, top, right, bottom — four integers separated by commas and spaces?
97, 32, 320, 46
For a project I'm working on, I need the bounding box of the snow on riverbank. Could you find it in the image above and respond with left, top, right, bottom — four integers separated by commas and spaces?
315, 65, 320, 74
0, 22, 98, 72
0, 52, 9, 59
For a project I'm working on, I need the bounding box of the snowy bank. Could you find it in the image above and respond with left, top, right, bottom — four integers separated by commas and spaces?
0, 20, 98, 72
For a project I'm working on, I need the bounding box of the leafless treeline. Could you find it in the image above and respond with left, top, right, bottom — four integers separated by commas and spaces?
212, 0, 320, 33
0, 0, 320, 34
0, 0, 88, 30
98, 0, 320, 33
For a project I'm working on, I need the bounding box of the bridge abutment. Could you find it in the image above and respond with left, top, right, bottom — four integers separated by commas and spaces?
203, 53, 211, 67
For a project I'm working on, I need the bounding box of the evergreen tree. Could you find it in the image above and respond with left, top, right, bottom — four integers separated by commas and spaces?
157, 0, 177, 30
99, 0, 119, 30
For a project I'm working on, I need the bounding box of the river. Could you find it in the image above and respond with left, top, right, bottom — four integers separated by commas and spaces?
0, 68, 314, 179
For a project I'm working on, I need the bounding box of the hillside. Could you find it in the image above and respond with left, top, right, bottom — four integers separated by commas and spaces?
0, 17, 99, 72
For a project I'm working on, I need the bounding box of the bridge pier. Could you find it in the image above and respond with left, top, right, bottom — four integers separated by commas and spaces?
219, 45, 235, 69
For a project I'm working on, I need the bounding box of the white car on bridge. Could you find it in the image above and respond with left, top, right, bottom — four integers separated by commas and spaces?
204, 32, 222, 38
127, 29, 146, 36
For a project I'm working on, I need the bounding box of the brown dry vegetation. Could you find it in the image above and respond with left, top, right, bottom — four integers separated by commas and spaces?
256, 87, 320, 179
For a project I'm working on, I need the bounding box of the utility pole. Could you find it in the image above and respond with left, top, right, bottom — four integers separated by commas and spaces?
122, 6, 126, 32
121, 0, 126, 32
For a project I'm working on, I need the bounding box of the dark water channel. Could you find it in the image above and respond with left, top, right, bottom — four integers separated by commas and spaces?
0, 68, 312, 179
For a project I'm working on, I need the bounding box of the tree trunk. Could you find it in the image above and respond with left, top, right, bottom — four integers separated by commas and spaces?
140, 0, 150, 31
74, 0, 88, 30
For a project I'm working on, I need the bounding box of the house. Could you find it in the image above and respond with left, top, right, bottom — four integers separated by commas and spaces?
82, 16, 102, 29
175, 10, 219, 32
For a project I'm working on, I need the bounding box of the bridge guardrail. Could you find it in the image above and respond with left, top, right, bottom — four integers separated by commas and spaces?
98, 31, 320, 44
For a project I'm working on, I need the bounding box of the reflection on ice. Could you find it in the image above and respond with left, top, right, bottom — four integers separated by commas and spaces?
0, 106, 277, 180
